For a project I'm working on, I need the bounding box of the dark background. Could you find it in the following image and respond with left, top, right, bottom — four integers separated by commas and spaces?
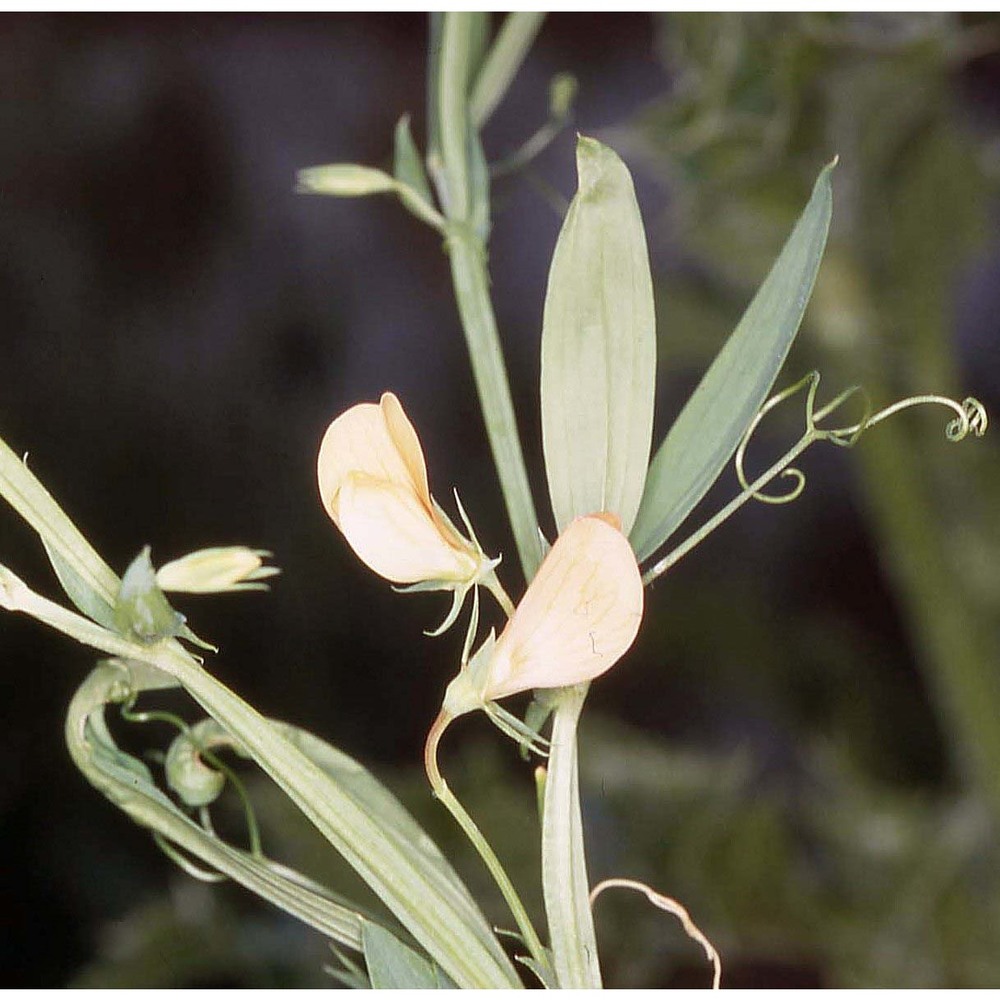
1, 13, 998, 987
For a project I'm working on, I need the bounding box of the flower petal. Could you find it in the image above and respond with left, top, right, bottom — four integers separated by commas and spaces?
337, 473, 477, 584
317, 394, 428, 524
379, 392, 432, 508
485, 514, 643, 699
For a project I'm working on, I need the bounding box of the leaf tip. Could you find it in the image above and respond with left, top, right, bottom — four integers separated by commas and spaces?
574, 133, 624, 196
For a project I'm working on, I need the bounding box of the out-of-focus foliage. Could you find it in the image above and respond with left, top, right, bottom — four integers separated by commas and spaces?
589, 11, 1000, 986
72, 716, 1000, 988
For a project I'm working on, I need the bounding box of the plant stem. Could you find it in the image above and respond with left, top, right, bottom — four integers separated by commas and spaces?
447, 229, 543, 581
542, 685, 602, 988
434, 13, 543, 584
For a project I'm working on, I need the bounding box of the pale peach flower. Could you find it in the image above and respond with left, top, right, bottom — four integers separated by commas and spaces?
484, 513, 643, 699
318, 392, 490, 588
441, 513, 643, 723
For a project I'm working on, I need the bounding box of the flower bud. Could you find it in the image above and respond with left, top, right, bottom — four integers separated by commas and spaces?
156, 547, 279, 594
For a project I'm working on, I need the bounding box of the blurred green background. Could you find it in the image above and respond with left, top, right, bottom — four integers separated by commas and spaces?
0, 13, 997, 987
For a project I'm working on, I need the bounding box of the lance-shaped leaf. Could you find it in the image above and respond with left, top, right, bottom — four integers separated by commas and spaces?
363, 921, 453, 989
0, 436, 120, 627
541, 136, 656, 536
630, 160, 836, 563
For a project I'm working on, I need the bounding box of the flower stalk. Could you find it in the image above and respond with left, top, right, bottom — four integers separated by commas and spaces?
424, 710, 550, 975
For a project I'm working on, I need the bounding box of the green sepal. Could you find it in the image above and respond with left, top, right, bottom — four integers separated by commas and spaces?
115, 547, 185, 644
442, 629, 496, 719
393, 114, 434, 205
484, 702, 549, 757
327, 943, 371, 990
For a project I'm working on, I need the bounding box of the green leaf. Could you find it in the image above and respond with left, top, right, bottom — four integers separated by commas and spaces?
42, 537, 118, 630
166, 653, 522, 988
541, 135, 656, 535
630, 159, 836, 563
0, 436, 120, 617
393, 115, 433, 206
362, 921, 448, 989
469, 13, 546, 127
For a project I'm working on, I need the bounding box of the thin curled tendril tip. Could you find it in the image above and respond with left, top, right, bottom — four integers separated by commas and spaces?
736, 372, 987, 506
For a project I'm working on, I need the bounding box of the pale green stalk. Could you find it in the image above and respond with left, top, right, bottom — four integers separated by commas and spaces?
643, 436, 814, 586
424, 712, 550, 973
542, 685, 602, 988
469, 13, 546, 127
437, 13, 543, 582
447, 229, 543, 580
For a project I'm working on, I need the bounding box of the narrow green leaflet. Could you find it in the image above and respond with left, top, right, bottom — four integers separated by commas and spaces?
630, 160, 836, 563
145, 645, 522, 989
42, 538, 118, 630
270, 721, 497, 939
0, 436, 119, 622
393, 115, 434, 206
469, 13, 546, 128
541, 136, 656, 535
362, 921, 451, 989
